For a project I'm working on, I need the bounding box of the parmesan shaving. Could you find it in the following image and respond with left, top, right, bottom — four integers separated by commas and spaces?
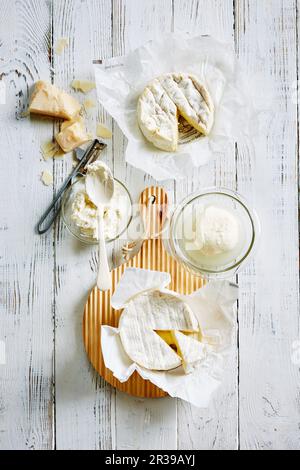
96, 123, 112, 139
41, 140, 65, 160
83, 98, 96, 111
41, 170, 53, 186
55, 38, 68, 55
71, 79, 96, 93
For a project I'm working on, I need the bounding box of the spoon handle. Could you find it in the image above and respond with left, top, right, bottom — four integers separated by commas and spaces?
97, 209, 112, 291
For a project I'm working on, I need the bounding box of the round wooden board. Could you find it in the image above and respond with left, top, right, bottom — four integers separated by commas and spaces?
83, 186, 205, 398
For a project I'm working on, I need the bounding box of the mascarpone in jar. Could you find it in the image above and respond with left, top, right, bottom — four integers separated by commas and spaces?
71, 178, 131, 241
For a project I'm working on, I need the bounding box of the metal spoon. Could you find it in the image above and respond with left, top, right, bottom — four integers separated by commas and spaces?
85, 161, 114, 291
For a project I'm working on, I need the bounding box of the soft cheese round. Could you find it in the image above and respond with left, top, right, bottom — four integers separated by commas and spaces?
193, 205, 240, 256
119, 290, 199, 371
137, 73, 214, 151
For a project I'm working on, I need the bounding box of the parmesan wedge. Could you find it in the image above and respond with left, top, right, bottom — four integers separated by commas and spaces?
29, 81, 81, 120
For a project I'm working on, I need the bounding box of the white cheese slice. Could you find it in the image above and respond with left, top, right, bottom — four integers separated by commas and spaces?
29, 81, 81, 120
137, 78, 178, 152
171, 330, 207, 374
119, 291, 199, 371
121, 326, 181, 371
159, 73, 214, 136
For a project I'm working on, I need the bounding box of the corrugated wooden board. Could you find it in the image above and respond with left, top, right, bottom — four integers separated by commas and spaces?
83, 186, 205, 398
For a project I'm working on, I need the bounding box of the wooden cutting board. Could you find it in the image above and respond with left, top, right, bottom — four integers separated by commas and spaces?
83, 186, 205, 398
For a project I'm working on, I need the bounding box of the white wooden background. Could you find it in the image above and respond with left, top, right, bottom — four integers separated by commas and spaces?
0, 0, 299, 450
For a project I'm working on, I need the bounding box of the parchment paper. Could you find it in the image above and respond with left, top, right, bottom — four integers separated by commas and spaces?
101, 268, 238, 408
94, 33, 258, 180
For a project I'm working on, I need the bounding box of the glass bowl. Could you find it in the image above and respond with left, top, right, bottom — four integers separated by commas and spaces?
164, 188, 260, 279
61, 177, 133, 245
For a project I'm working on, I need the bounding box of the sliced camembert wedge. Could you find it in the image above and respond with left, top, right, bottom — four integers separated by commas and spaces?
137, 78, 178, 152
29, 81, 81, 120
155, 329, 202, 350
155, 330, 176, 349
171, 330, 207, 374
119, 291, 199, 371
159, 73, 214, 136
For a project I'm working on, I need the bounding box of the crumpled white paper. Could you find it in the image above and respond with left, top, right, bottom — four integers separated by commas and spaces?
94, 33, 256, 180
101, 268, 238, 408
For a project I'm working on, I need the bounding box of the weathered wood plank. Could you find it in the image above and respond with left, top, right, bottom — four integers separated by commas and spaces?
111, 0, 175, 200
111, 0, 177, 450
173, 0, 238, 450
235, 0, 300, 450
0, 0, 54, 450
52, 0, 114, 450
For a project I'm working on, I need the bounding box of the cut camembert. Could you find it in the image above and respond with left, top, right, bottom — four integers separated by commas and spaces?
137, 73, 214, 152
119, 290, 202, 372
137, 78, 178, 152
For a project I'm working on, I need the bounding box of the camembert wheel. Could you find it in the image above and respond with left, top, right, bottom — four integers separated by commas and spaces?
119, 290, 201, 372
137, 73, 214, 152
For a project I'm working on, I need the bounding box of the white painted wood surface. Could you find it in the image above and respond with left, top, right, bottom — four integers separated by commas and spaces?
0, 0, 299, 450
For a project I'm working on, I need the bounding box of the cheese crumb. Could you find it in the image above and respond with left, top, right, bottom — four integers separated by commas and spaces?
96, 123, 112, 139
83, 98, 96, 111
55, 38, 68, 55
41, 170, 53, 186
41, 140, 65, 160
71, 79, 96, 93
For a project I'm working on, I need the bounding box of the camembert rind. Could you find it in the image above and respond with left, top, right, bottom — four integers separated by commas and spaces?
119, 291, 199, 371
159, 73, 214, 136
171, 330, 207, 374
137, 79, 178, 152
29, 81, 81, 120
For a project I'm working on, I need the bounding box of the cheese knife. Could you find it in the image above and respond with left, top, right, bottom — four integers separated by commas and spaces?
37, 139, 107, 235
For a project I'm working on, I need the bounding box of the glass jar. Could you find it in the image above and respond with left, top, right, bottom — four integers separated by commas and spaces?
61, 177, 133, 245
164, 188, 260, 279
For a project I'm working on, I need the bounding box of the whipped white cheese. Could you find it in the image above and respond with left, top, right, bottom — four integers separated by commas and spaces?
71, 179, 130, 241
